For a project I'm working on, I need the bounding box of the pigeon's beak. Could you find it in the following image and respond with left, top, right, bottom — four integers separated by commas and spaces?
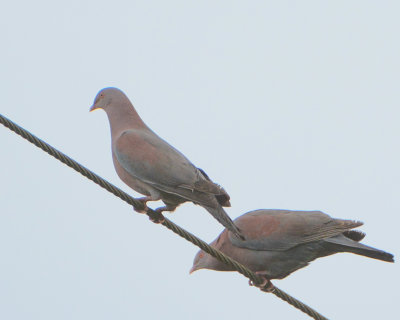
89, 104, 100, 112
189, 266, 196, 274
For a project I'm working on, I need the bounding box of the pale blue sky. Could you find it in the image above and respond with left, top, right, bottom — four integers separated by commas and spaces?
1, 1, 399, 319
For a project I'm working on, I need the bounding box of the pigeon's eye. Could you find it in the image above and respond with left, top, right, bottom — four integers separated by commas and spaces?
94, 94, 103, 104
198, 252, 204, 259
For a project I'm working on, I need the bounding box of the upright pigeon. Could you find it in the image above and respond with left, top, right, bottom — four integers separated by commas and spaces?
191, 209, 394, 287
90, 87, 243, 239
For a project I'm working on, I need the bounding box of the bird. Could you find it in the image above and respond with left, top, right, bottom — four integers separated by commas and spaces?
190, 209, 394, 289
90, 87, 243, 239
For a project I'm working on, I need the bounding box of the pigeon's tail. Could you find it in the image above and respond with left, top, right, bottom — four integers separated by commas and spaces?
204, 205, 245, 240
343, 230, 366, 242
324, 234, 394, 263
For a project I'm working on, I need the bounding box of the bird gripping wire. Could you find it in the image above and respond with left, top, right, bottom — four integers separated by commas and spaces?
0, 113, 328, 320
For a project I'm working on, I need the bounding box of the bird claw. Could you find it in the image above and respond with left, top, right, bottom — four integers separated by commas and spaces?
148, 212, 165, 224
134, 206, 148, 214
134, 197, 152, 213
132, 198, 165, 223
249, 274, 275, 293
259, 281, 275, 293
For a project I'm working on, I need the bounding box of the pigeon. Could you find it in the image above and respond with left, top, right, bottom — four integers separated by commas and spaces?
191, 209, 394, 288
90, 87, 243, 239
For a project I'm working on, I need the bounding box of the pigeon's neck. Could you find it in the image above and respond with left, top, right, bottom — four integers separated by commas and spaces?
106, 102, 149, 137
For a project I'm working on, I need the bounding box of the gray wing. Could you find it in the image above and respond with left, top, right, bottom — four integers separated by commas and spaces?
229, 209, 363, 251
114, 129, 228, 206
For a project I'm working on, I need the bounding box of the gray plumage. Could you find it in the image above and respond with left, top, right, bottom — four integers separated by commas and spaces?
191, 209, 394, 279
90, 87, 242, 239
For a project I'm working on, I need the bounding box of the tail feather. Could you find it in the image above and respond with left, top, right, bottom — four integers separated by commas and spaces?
204, 205, 244, 240
324, 234, 394, 263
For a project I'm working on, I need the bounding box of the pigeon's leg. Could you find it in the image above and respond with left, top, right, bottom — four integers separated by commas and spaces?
133, 196, 166, 224
155, 203, 179, 213
134, 196, 153, 213
145, 205, 176, 224
248, 272, 275, 293
148, 210, 166, 224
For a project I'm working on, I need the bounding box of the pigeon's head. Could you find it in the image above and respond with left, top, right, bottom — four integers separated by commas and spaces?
190, 250, 209, 274
190, 232, 232, 274
90, 87, 128, 112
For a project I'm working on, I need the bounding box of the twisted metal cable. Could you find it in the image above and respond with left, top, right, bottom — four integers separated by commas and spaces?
1, 113, 328, 320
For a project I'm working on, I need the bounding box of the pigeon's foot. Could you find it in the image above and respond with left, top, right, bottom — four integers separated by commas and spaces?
134, 196, 153, 213
249, 272, 275, 293
148, 209, 165, 224
133, 199, 166, 223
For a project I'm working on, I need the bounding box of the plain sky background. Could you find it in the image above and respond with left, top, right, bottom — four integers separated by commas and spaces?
1, 1, 399, 319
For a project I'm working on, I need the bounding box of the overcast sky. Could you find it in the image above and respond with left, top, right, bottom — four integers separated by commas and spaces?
1, 1, 399, 319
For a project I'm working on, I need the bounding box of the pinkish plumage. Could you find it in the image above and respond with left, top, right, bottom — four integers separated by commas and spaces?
90, 87, 242, 238
191, 209, 394, 279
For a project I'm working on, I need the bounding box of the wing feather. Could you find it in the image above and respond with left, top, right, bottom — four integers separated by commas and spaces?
115, 130, 229, 206
229, 209, 363, 251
